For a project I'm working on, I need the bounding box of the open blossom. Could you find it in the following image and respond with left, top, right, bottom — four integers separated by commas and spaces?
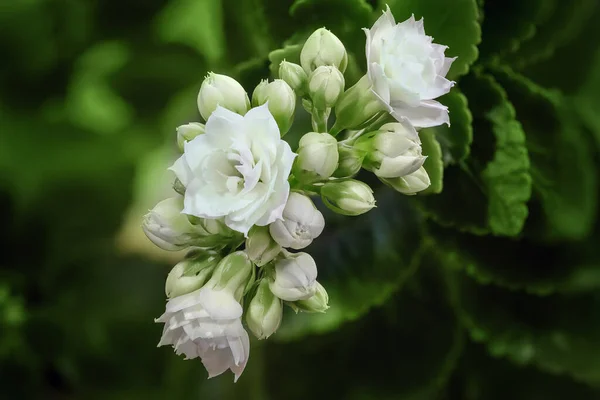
365, 7, 455, 128
156, 287, 250, 381
170, 104, 296, 235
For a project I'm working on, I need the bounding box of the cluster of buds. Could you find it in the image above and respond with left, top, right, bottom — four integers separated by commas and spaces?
143, 6, 454, 382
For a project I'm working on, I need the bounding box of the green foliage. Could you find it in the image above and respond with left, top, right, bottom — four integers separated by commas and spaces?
419, 130, 444, 194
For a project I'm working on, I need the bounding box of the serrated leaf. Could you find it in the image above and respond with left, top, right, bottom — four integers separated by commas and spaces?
419, 130, 443, 194
417, 72, 531, 237
456, 275, 600, 386
492, 66, 598, 241
274, 189, 426, 340
385, 0, 481, 80
423, 88, 473, 165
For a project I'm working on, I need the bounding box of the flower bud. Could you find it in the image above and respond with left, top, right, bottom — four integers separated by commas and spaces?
197, 73, 250, 121
295, 281, 329, 313
252, 79, 296, 135
293, 132, 339, 183
321, 179, 376, 216
246, 226, 281, 266
142, 197, 197, 251
333, 144, 365, 178
165, 251, 221, 298
381, 166, 431, 195
246, 279, 283, 339
308, 66, 345, 110
356, 121, 425, 178
330, 74, 387, 134
176, 122, 205, 152
279, 61, 308, 96
205, 251, 254, 300
269, 192, 325, 250
269, 252, 318, 301
300, 28, 348, 73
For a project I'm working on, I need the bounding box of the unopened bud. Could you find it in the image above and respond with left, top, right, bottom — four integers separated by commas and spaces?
246, 226, 281, 266
246, 279, 283, 339
269, 192, 325, 249
308, 66, 345, 110
205, 251, 253, 301
269, 252, 318, 301
176, 122, 205, 152
294, 132, 339, 183
279, 61, 308, 95
142, 197, 197, 251
295, 281, 329, 313
381, 166, 431, 195
165, 251, 221, 298
252, 79, 296, 135
197, 73, 250, 121
300, 28, 348, 73
321, 179, 376, 216
333, 144, 365, 178
331, 74, 387, 133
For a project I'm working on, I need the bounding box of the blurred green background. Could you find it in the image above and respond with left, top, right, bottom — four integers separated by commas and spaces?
2, 0, 600, 399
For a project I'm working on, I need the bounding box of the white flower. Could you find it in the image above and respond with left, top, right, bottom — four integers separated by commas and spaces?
365, 7, 456, 128
156, 287, 250, 381
269, 192, 325, 250
170, 104, 296, 235
269, 252, 318, 301
142, 197, 197, 251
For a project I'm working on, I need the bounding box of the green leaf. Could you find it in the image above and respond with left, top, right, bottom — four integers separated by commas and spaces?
274, 190, 427, 340
267, 256, 464, 399
491, 66, 598, 241
508, 0, 597, 69
268, 44, 302, 78
417, 72, 531, 237
456, 275, 600, 386
386, 0, 481, 80
154, 0, 225, 64
423, 88, 473, 165
419, 130, 443, 194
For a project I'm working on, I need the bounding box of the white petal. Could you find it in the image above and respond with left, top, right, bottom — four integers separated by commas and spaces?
422, 76, 454, 100
391, 99, 449, 128
368, 62, 391, 106
243, 103, 281, 144
198, 288, 243, 320
169, 155, 193, 186
438, 57, 456, 78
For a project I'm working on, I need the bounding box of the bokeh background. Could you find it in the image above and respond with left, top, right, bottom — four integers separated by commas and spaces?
2, 0, 600, 399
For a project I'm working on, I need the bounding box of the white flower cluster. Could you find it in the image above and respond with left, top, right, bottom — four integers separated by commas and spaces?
143, 7, 454, 382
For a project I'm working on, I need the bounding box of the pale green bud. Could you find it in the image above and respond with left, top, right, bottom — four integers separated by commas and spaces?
293, 132, 339, 182
205, 251, 253, 301
308, 66, 345, 110
321, 179, 376, 216
176, 122, 205, 152
269, 252, 318, 301
197, 73, 250, 121
333, 144, 365, 178
295, 281, 329, 313
269, 192, 325, 249
246, 226, 281, 267
142, 197, 197, 251
246, 279, 283, 339
279, 61, 308, 95
330, 74, 387, 134
301, 28, 348, 73
380, 166, 431, 195
356, 121, 425, 178
186, 216, 240, 248
165, 251, 221, 298
252, 79, 296, 135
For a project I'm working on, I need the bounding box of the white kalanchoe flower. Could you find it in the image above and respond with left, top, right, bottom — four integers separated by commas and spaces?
170, 104, 296, 235
295, 281, 329, 313
300, 28, 348, 73
381, 166, 431, 195
365, 8, 455, 128
177, 122, 205, 152
308, 65, 345, 110
293, 132, 339, 183
252, 79, 296, 135
197, 73, 251, 121
165, 251, 221, 298
279, 61, 308, 95
246, 279, 283, 339
269, 252, 318, 301
142, 197, 198, 251
156, 252, 253, 382
321, 179, 376, 216
356, 120, 425, 178
245, 226, 281, 267
269, 192, 325, 250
